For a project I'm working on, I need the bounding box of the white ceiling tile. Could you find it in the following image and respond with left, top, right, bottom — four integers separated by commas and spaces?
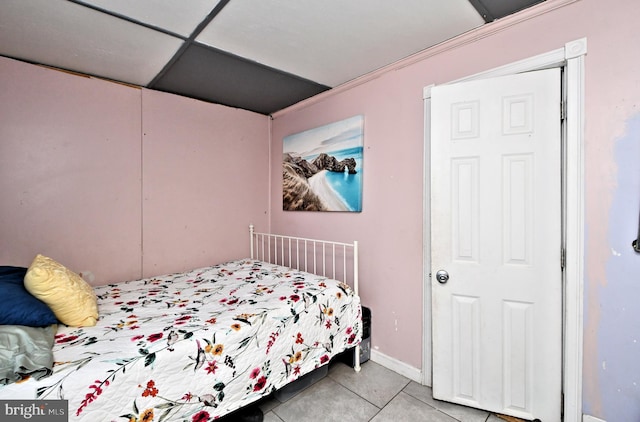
0, 0, 184, 86
196, 0, 484, 86
76, 0, 221, 37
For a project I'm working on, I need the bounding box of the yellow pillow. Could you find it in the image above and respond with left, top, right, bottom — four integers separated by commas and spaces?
24, 254, 98, 327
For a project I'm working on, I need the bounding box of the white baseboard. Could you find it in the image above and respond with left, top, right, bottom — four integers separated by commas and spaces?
583, 415, 606, 422
370, 349, 422, 383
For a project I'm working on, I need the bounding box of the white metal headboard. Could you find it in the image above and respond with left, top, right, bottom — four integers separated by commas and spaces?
249, 224, 362, 372
249, 224, 359, 297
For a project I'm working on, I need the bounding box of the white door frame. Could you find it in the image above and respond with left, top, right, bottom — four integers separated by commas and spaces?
422, 38, 586, 422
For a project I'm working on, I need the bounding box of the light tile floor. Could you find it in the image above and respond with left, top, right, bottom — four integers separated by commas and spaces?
256, 360, 509, 422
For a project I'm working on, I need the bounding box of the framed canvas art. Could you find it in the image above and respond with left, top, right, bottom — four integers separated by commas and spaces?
282, 115, 363, 212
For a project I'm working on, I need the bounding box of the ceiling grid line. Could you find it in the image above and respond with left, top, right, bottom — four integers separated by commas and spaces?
66, 0, 188, 40
148, 0, 232, 88
0, 0, 547, 115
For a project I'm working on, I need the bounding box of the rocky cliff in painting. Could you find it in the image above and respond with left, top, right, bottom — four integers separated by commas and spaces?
282, 153, 357, 211
311, 153, 357, 174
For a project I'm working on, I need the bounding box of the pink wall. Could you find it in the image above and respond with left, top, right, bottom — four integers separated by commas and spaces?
271, 78, 426, 372
0, 58, 142, 283
270, 0, 640, 419
0, 57, 270, 284
141, 89, 269, 277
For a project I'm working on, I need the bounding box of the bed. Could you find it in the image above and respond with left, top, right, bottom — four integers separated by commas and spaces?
0, 225, 362, 421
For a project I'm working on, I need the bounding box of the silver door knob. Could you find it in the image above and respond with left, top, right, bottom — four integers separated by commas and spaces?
435, 270, 449, 284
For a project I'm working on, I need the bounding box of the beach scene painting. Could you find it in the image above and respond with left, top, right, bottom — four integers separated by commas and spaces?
283, 115, 363, 212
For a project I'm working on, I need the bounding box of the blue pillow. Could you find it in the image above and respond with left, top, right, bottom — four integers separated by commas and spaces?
0, 266, 58, 327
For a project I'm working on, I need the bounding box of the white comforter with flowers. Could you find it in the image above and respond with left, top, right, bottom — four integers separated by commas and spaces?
0, 259, 362, 421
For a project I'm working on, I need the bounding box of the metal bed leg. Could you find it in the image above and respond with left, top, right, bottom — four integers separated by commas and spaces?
354, 345, 361, 372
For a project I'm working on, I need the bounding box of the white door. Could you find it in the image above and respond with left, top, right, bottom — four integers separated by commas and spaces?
431, 68, 562, 422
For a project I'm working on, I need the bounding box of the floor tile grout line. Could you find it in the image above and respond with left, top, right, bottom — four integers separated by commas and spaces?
365, 387, 412, 422
399, 381, 494, 421
327, 374, 388, 416
266, 375, 386, 422
326, 364, 472, 422
265, 361, 495, 422
328, 371, 414, 414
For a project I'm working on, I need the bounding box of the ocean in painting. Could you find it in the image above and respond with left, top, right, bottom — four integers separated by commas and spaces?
305, 146, 363, 211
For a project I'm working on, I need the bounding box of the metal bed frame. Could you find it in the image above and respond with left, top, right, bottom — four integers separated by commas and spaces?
249, 224, 361, 371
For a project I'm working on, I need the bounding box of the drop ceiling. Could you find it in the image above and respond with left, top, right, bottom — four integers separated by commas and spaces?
0, 0, 545, 115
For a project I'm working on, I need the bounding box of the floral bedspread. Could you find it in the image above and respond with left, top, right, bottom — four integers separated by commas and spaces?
0, 259, 362, 421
